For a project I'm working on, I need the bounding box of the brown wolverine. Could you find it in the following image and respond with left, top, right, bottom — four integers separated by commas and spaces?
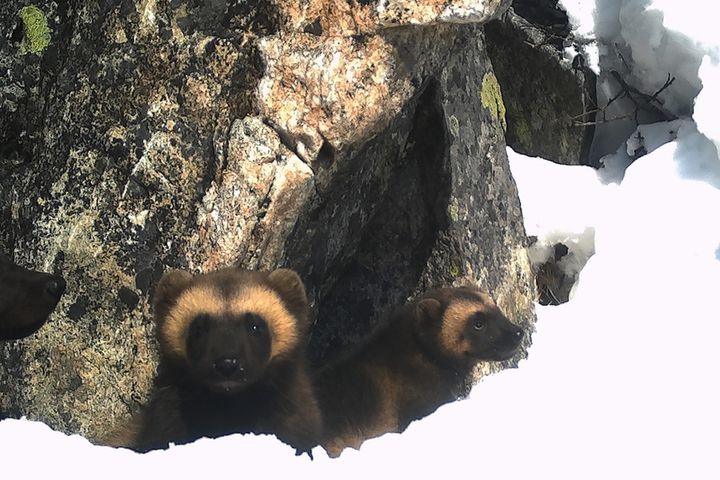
105, 268, 322, 454
315, 286, 524, 457
0, 252, 66, 341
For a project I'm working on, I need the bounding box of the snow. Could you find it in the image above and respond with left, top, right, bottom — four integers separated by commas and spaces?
559, 0, 600, 71
559, 0, 596, 38
509, 152, 602, 286
2, 1, 720, 479
695, 56, 720, 154
566, 0, 715, 160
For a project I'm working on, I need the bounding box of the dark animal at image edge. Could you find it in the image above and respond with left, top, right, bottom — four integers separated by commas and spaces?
0, 252, 66, 341
315, 286, 524, 457
102, 268, 322, 455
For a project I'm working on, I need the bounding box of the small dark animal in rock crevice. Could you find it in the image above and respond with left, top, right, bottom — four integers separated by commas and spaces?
315, 285, 524, 457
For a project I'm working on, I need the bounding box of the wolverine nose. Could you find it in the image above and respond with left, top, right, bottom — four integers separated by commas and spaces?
45, 276, 66, 299
214, 357, 242, 377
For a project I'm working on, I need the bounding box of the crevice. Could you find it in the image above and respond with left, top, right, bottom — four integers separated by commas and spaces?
261, 117, 311, 169
308, 78, 450, 365
238, 171, 276, 267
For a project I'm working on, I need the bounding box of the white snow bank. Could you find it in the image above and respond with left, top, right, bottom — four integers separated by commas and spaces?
512, 117, 720, 294
0, 417, 318, 478
695, 56, 720, 154
508, 149, 604, 286
566, 0, 719, 160
595, 0, 706, 116
595, 130, 720, 260
559, 0, 596, 38
559, 0, 600, 71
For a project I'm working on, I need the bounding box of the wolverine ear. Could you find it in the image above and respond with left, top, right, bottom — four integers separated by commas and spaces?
153, 270, 193, 324
416, 298, 443, 324
267, 268, 309, 324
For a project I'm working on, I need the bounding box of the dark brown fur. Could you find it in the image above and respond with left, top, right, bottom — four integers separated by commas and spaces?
104, 268, 322, 454
0, 252, 65, 341
315, 286, 524, 457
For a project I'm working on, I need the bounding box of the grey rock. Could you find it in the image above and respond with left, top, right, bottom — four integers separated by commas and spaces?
0, 0, 277, 439
1, 0, 535, 440
485, 7, 597, 165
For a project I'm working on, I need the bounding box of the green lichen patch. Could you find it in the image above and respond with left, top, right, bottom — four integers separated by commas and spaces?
480, 72, 507, 131
514, 116, 533, 150
18, 5, 51, 55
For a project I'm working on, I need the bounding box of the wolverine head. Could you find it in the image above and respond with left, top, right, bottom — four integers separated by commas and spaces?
0, 252, 66, 341
415, 286, 524, 364
153, 268, 309, 394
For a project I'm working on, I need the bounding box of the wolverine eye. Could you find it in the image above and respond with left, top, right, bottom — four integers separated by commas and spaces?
245, 314, 266, 336
472, 316, 487, 331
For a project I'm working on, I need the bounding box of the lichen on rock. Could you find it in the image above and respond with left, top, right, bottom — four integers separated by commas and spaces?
278, 0, 511, 34
1, 0, 537, 441
192, 116, 315, 272
485, 5, 596, 165
480, 71, 507, 131
257, 33, 414, 169
18, 5, 50, 55
379, 0, 510, 26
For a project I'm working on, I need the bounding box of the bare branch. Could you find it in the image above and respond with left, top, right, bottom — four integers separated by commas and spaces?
571, 70, 677, 128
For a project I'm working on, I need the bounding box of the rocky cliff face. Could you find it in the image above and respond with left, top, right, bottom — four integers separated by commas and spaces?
485, 2, 597, 166
0, 0, 537, 440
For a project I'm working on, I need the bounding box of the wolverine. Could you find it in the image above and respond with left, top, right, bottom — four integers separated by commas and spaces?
0, 252, 65, 341
316, 286, 525, 457
105, 267, 322, 454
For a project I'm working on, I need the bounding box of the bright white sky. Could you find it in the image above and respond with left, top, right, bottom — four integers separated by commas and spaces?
2, 1, 719, 479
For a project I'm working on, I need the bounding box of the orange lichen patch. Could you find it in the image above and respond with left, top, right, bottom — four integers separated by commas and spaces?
378, 0, 507, 26
160, 284, 299, 363
279, 1, 377, 35
258, 33, 414, 163
376, 0, 447, 26
278, 0, 506, 34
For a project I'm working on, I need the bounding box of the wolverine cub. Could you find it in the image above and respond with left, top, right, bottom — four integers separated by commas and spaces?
316, 286, 524, 457
106, 268, 322, 453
